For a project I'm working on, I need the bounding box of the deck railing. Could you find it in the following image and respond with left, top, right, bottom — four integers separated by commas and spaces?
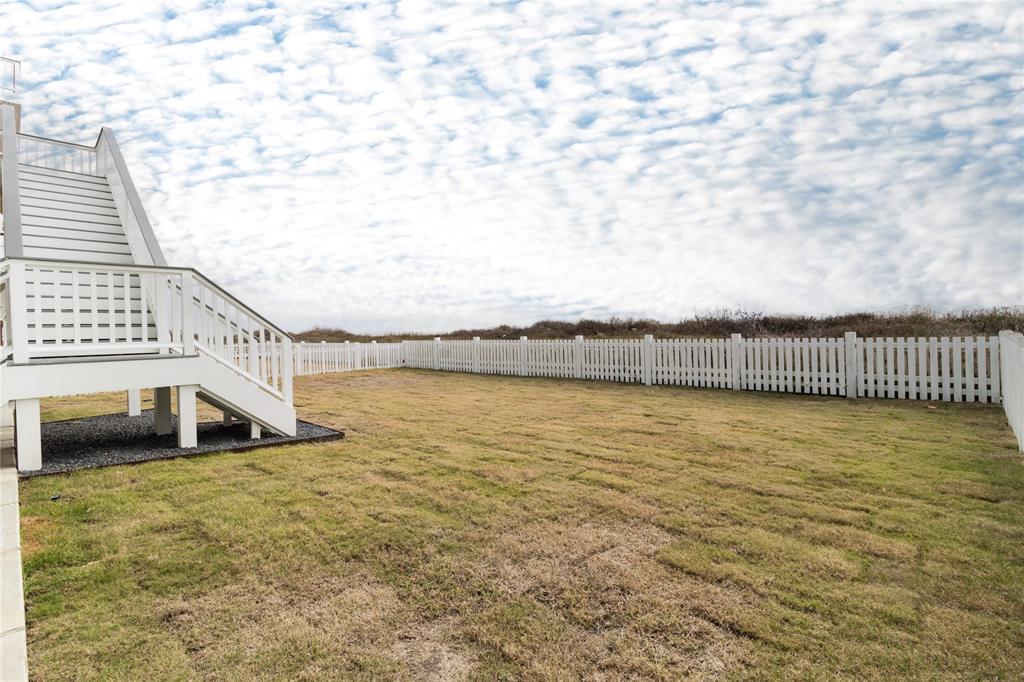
16, 133, 98, 175
0, 257, 292, 401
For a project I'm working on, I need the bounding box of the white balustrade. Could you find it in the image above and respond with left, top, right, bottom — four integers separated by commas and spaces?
0, 258, 292, 402
17, 134, 97, 175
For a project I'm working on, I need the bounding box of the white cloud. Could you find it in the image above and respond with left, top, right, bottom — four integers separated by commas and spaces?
1, 0, 1021, 333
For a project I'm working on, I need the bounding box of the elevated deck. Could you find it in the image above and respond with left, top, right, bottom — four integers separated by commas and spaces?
0, 101, 295, 472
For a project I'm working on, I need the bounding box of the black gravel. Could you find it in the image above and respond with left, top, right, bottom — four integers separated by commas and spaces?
25, 410, 343, 477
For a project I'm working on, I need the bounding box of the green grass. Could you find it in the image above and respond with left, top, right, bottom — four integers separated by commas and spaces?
20, 370, 1024, 680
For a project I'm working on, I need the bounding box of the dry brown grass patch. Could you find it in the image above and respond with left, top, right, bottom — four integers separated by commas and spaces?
469, 518, 750, 679
157, 570, 405, 676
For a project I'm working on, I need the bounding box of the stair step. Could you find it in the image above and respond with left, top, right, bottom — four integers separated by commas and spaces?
19, 196, 120, 218
20, 179, 113, 201
20, 187, 117, 209
22, 208, 123, 227
19, 167, 111, 192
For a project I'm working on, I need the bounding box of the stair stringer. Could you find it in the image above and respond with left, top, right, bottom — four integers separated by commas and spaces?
193, 350, 297, 436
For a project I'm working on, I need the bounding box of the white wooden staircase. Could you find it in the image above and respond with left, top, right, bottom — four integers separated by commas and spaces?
0, 100, 295, 472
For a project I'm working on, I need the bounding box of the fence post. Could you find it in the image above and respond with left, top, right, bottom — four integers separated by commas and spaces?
282, 338, 293, 403
344, 340, 350, 370
998, 330, 1010, 403
643, 335, 653, 386
731, 333, 742, 390
433, 337, 441, 371
519, 336, 528, 376
998, 330, 1022, 452
372, 340, 378, 368
400, 340, 407, 366
844, 331, 858, 398
574, 335, 583, 379
473, 337, 480, 373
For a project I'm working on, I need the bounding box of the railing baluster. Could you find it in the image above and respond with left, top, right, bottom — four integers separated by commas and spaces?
269, 333, 278, 390
258, 328, 266, 380
180, 272, 193, 355
123, 272, 133, 343
248, 317, 258, 376
197, 285, 207, 349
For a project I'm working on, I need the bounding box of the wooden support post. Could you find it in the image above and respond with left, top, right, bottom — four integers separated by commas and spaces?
249, 421, 261, 440
177, 385, 198, 448
519, 336, 528, 377
222, 411, 233, 426
153, 386, 173, 435
472, 337, 480, 373
433, 337, 441, 371
844, 331, 858, 398
14, 398, 40, 472
127, 389, 142, 416
731, 334, 743, 390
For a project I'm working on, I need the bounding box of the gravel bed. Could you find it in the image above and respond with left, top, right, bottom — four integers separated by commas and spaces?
24, 410, 343, 477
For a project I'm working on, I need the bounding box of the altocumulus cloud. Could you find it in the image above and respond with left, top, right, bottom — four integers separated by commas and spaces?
2, 0, 1022, 333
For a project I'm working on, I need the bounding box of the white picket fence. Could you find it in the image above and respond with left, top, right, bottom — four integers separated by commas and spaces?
292, 333, 1023, 451
293, 340, 403, 376
1000, 331, 1024, 452
401, 334, 1003, 403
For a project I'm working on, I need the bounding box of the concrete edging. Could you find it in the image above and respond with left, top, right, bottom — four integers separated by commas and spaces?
0, 405, 28, 681
0, 459, 28, 680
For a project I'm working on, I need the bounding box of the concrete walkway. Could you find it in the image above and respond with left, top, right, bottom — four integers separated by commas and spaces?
0, 404, 28, 681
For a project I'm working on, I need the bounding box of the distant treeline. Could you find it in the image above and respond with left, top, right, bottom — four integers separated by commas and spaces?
293, 307, 1024, 342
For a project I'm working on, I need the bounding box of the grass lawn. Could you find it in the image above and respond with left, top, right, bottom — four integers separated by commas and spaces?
20, 370, 1024, 680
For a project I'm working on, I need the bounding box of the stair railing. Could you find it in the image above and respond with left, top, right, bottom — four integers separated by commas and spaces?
187, 269, 293, 402
96, 127, 166, 267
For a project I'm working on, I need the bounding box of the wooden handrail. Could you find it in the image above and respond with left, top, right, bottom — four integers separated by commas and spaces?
16, 132, 96, 152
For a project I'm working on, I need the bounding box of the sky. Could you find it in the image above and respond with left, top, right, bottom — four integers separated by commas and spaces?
1, 0, 1022, 333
